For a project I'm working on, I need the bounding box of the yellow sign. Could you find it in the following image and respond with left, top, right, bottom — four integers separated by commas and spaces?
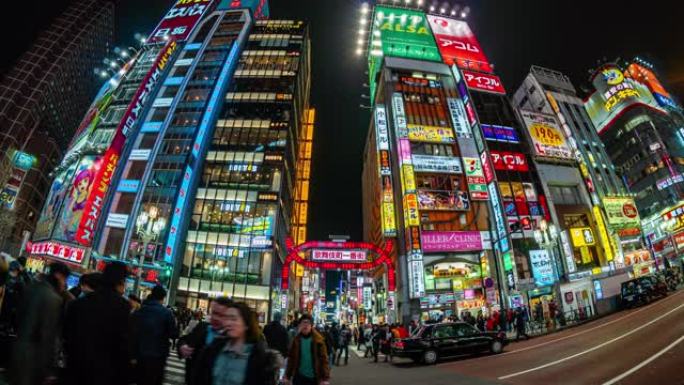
570, 227, 596, 247
382, 201, 397, 236
580, 247, 593, 264
402, 164, 416, 193
296, 264, 305, 278
530, 123, 565, 147
593, 206, 614, 261
404, 194, 420, 227
407, 124, 455, 143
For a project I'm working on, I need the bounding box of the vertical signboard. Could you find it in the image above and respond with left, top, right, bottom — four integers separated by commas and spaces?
148, 0, 215, 44
375, 105, 396, 237
529, 249, 556, 286
426, 15, 493, 73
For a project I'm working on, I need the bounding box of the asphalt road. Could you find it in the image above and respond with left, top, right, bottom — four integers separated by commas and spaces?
334, 289, 684, 385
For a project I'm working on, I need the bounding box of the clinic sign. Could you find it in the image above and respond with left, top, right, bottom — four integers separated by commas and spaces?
421, 231, 483, 253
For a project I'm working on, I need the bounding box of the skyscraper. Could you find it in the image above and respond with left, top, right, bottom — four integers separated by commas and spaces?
30, 0, 312, 322
0, 0, 115, 254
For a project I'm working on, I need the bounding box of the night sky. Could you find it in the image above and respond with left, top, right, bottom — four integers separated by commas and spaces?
3, 0, 683, 242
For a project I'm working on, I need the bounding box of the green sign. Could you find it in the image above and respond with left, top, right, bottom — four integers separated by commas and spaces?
368, 6, 441, 101
502, 250, 513, 271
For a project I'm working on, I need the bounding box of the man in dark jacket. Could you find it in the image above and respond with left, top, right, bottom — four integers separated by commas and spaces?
178, 297, 231, 385
284, 314, 330, 385
263, 311, 289, 356
10, 262, 69, 385
132, 285, 177, 385
63, 262, 132, 385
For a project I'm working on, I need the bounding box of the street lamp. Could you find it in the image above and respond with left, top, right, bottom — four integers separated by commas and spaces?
134, 206, 166, 294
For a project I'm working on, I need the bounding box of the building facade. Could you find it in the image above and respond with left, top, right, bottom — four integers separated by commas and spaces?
360, 4, 561, 323
29, 0, 313, 322
513, 66, 646, 315
0, 0, 115, 254
583, 59, 684, 272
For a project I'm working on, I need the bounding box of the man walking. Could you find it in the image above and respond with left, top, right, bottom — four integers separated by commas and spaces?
63, 262, 132, 385
263, 311, 289, 357
10, 262, 70, 385
132, 285, 177, 385
284, 314, 330, 385
336, 324, 351, 366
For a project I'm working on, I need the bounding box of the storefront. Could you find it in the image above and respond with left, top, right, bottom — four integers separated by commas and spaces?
560, 279, 595, 318
421, 254, 487, 320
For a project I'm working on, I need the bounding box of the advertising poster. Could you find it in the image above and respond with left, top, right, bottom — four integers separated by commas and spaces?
426, 15, 493, 73
407, 124, 455, 143
418, 190, 469, 211
382, 201, 396, 236
602, 197, 641, 230
519, 110, 572, 160
52, 156, 100, 244
34, 163, 79, 240
148, 0, 215, 43
462, 70, 506, 94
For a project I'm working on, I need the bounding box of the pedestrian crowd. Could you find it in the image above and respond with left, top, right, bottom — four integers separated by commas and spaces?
0, 258, 331, 385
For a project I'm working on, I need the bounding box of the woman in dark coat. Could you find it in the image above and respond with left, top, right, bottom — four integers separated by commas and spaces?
191, 301, 280, 385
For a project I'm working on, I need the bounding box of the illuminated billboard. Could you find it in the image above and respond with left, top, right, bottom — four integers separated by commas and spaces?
625, 63, 677, 109
369, 6, 440, 98
371, 6, 441, 62
585, 65, 664, 134
417, 190, 470, 211
602, 197, 641, 230
375, 105, 397, 237
426, 15, 493, 73
52, 156, 100, 244
462, 70, 506, 94
482, 124, 519, 143
490, 150, 529, 172
407, 124, 455, 143
0, 151, 37, 210
148, 0, 215, 44
519, 110, 573, 160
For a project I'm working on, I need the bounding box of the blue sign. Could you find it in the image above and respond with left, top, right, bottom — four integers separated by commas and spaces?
530, 249, 556, 286
653, 92, 679, 110
13, 151, 36, 170
482, 124, 519, 143
117, 179, 140, 193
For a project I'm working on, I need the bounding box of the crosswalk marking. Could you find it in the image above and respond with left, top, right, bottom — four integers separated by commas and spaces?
164, 351, 185, 385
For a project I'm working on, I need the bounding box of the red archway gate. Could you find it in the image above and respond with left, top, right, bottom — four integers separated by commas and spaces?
281, 238, 396, 292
